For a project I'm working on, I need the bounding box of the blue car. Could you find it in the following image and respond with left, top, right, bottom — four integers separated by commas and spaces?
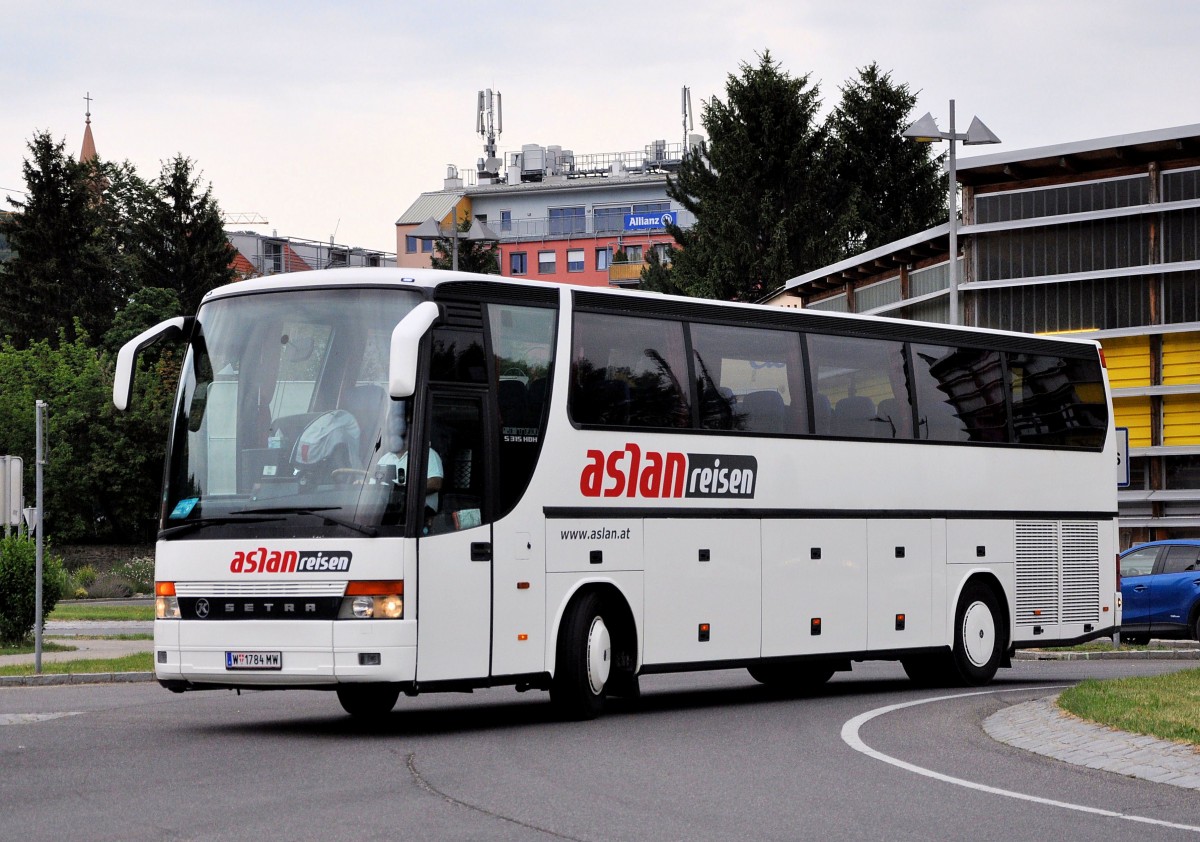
1119, 540, 1200, 644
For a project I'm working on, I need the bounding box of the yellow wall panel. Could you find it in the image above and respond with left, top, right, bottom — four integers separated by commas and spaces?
1113, 396, 1152, 448
1099, 336, 1150, 389
1163, 394, 1200, 446
1163, 332, 1200, 385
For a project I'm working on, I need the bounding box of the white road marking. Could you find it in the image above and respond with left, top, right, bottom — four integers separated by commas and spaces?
840, 687, 1200, 834
0, 712, 83, 726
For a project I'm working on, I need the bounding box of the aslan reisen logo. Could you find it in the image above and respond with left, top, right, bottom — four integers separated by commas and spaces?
580, 444, 757, 499
230, 548, 353, 574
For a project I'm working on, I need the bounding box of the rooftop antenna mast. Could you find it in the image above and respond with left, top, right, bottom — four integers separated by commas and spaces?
476, 88, 503, 179
682, 85, 695, 158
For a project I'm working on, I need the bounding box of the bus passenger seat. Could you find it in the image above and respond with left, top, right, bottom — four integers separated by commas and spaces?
739, 390, 786, 434
833, 395, 876, 438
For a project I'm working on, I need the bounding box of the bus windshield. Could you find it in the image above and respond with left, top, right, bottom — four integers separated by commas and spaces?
163, 287, 423, 538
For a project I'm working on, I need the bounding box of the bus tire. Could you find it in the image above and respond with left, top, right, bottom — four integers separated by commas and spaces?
950, 582, 1006, 686
747, 662, 836, 692
550, 592, 611, 720
336, 684, 400, 719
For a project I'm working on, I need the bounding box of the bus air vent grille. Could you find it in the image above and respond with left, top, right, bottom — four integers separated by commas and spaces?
175, 581, 348, 597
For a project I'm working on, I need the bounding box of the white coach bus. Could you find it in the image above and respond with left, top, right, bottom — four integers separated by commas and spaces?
114, 268, 1120, 719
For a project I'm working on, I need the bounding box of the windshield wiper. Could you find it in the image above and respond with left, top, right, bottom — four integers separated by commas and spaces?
159, 515, 284, 540
232, 506, 378, 537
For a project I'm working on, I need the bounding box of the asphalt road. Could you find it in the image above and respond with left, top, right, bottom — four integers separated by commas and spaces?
1, 659, 1197, 841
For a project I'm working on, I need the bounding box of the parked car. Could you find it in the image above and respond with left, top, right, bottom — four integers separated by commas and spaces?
1118, 540, 1200, 644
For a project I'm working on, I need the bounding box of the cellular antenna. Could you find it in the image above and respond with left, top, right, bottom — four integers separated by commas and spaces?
476, 88, 503, 180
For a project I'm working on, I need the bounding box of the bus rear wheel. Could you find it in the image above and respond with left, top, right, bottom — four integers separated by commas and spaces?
950, 582, 1006, 686
336, 684, 400, 719
748, 662, 836, 692
550, 592, 611, 720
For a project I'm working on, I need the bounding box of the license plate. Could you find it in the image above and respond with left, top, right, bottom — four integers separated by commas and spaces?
225, 651, 282, 670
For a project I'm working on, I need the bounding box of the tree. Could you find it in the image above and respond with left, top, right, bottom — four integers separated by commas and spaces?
0, 132, 132, 346
638, 246, 685, 295
430, 214, 500, 274
825, 63, 946, 259
666, 52, 833, 302
139, 156, 237, 315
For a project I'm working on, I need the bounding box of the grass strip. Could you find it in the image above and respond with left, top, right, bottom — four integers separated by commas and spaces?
1058, 668, 1200, 746
0, 640, 76, 655
48, 604, 154, 622
0, 653, 154, 677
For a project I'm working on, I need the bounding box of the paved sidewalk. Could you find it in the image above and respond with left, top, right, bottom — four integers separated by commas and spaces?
985, 694, 1200, 791
0, 621, 153, 686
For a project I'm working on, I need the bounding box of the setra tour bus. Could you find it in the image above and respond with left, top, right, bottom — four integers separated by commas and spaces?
113, 267, 1121, 719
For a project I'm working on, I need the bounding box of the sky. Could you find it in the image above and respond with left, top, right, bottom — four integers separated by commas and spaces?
3, 1, 1199, 255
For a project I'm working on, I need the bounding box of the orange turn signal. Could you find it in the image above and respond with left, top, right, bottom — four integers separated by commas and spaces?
155, 581, 176, 597
345, 580, 404, 596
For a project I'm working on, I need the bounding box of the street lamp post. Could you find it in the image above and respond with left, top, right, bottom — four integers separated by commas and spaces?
412, 204, 499, 272
903, 101, 1000, 325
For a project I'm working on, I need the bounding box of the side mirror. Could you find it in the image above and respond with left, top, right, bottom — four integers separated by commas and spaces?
186, 382, 210, 433
388, 301, 440, 398
112, 317, 190, 411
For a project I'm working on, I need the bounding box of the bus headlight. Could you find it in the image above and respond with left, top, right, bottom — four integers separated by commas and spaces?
338, 581, 404, 619
155, 582, 180, 619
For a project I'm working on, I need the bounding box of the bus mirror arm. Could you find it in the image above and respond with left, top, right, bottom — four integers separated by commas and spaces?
388, 301, 441, 398
112, 316, 191, 411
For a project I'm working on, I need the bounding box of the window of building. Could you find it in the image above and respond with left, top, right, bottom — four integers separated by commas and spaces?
974, 175, 1149, 224
595, 206, 630, 233
567, 249, 585, 272
500, 210, 512, 232
549, 206, 585, 236
264, 241, 283, 274
596, 248, 611, 271
538, 251, 556, 274
405, 235, 418, 253
623, 245, 643, 263
421, 238, 434, 253
510, 252, 528, 275
651, 243, 671, 265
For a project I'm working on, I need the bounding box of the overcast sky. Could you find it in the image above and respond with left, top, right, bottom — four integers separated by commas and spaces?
3, 1, 1198, 254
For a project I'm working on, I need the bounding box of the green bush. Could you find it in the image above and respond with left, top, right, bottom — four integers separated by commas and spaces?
74, 563, 98, 588
0, 535, 65, 644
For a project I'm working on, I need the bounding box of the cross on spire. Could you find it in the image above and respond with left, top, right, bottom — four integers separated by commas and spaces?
84, 91, 93, 124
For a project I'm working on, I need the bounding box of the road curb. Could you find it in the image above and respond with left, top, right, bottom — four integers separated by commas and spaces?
1014, 648, 1200, 661
0, 672, 154, 688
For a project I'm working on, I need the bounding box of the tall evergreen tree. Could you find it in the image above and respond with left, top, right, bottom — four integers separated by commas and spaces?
430, 214, 500, 274
139, 156, 237, 315
0, 132, 129, 346
824, 63, 946, 258
666, 52, 832, 302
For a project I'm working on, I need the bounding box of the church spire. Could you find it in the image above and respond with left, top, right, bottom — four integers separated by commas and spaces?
80, 91, 97, 163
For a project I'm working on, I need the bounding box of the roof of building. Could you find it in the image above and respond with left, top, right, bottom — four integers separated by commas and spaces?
957, 122, 1200, 187
396, 191, 463, 226
778, 222, 951, 297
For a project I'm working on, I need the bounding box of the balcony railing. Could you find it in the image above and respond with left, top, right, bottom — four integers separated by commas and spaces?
494, 209, 695, 241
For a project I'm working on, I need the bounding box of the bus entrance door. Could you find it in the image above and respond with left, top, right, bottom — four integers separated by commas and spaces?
415, 393, 492, 683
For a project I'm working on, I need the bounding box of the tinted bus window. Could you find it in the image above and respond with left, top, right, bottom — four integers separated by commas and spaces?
1009, 352, 1107, 448
570, 312, 690, 429
912, 345, 1007, 443
808, 334, 912, 439
690, 322, 807, 434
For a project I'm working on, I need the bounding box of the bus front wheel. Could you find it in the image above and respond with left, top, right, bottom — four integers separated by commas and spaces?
950, 582, 1005, 686
336, 684, 400, 719
550, 592, 611, 720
